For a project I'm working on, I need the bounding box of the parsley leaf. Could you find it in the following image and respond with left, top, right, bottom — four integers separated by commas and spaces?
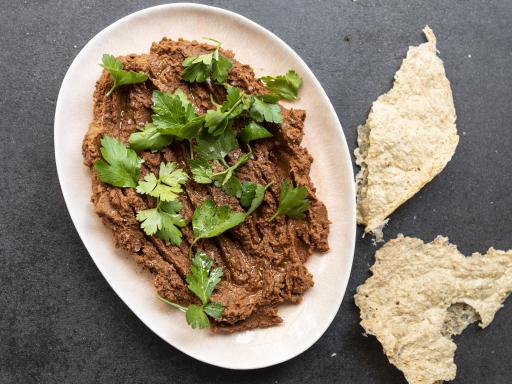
193, 129, 250, 188
240, 181, 273, 215
186, 251, 223, 305
189, 158, 214, 184
94, 135, 142, 188
239, 121, 273, 144
136, 200, 187, 245
101, 54, 148, 97
128, 123, 173, 152
269, 180, 310, 221
203, 301, 224, 319
215, 175, 242, 198
195, 128, 237, 161
159, 251, 225, 329
192, 199, 246, 244
136, 162, 188, 202
186, 304, 210, 329
204, 86, 250, 136
249, 96, 282, 124
182, 39, 232, 84
260, 70, 303, 100
129, 90, 203, 153
151, 90, 204, 141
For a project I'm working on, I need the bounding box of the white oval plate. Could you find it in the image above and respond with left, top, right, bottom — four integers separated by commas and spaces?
54, 3, 355, 369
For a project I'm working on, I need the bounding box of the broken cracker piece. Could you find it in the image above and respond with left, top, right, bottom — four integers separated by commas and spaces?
355, 26, 459, 240
354, 235, 512, 384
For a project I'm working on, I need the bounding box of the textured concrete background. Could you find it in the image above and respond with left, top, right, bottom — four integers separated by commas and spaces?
1, 1, 512, 383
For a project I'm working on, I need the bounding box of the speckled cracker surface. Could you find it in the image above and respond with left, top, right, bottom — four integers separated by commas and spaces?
355, 26, 459, 240
355, 235, 512, 384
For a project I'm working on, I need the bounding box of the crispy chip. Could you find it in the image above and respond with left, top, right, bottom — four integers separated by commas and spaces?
355, 235, 512, 384
355, 26, 459, 240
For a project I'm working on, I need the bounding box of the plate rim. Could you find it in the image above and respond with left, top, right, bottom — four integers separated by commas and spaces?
54, 2, 356, 369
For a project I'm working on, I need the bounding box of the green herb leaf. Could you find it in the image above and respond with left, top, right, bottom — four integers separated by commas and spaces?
204, 302, 224, 319
136, 162, 188, 202
101, 54, 148, 97
151, 90, 203, 141
250, 96, 282, 124
94, 135, 142, 188
186, 304, 210, 329
195, 128, 237, 161
136, 200, 186, 245
240, 181, 273, 215
216, 175, 242, 198
239, 121, 273, 144
260, 70, 303, 100
186, 252, 223, 305
161, 251, 225, 329
192, 199, 246, 243
182, 42, 232, 84
128, 123, 173, 152
189, 158, 214, 184
269, 180, 310, 222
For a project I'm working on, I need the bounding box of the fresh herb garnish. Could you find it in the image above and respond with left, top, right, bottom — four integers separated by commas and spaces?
94, 135, 142, 188
204, 86, 252, 136
249, 96, 282, 124
240, 181, 273, 215
128, 124, 173, 153
136, 200, 187, 245
182, 38, 232, 84
194, 127, 237, 161
215, 175, 243, 199
239, 121, 273, 144
261, 70, 303, 101
191, 128, 250, 188
189, 158, 214, 184
129, 90, 203, 154
269, 180, 310, 222
136, 162, 188, 202
159, 251, 224, 329
191, 199, 246, 245
101, 54, 148, 97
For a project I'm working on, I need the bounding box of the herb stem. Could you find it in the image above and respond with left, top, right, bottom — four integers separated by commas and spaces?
158, 296, 187, 312
189, 140, 194, 160
268, 211, 279, 222
106, 85, 115, 97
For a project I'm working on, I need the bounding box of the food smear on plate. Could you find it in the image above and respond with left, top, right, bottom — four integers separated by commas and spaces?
355, 26, 458, 241
82, 38, 329, 332
355, 234, 512, 384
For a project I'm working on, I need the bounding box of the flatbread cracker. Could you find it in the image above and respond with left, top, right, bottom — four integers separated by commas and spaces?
355, 26, 459, 240
355, 235, 512, 384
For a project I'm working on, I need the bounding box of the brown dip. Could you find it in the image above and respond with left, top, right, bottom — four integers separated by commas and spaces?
82, 38, 330, 332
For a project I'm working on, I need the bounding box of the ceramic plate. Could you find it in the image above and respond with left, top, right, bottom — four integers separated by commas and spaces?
54, 3, 355, 369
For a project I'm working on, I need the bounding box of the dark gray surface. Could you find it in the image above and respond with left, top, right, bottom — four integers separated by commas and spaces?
1, 0, 512, 383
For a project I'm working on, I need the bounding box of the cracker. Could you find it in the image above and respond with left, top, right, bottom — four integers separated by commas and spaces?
355, 26, 459, 240
355, 235, 512, 384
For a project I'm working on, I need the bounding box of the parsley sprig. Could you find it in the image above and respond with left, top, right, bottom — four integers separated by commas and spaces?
261, 70, 303, 101
240, 181, 274, 215
269, 180, 310, 222
191, 199, 246, 246
101, 54, 148, 97
94, 135, 143, 188
136, 200, 187, 245
136, 162, 188, 202
129, 90, 203, 155
190, 128, 251, 198
159, 251, 224, 329
182, 38, 232, 84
